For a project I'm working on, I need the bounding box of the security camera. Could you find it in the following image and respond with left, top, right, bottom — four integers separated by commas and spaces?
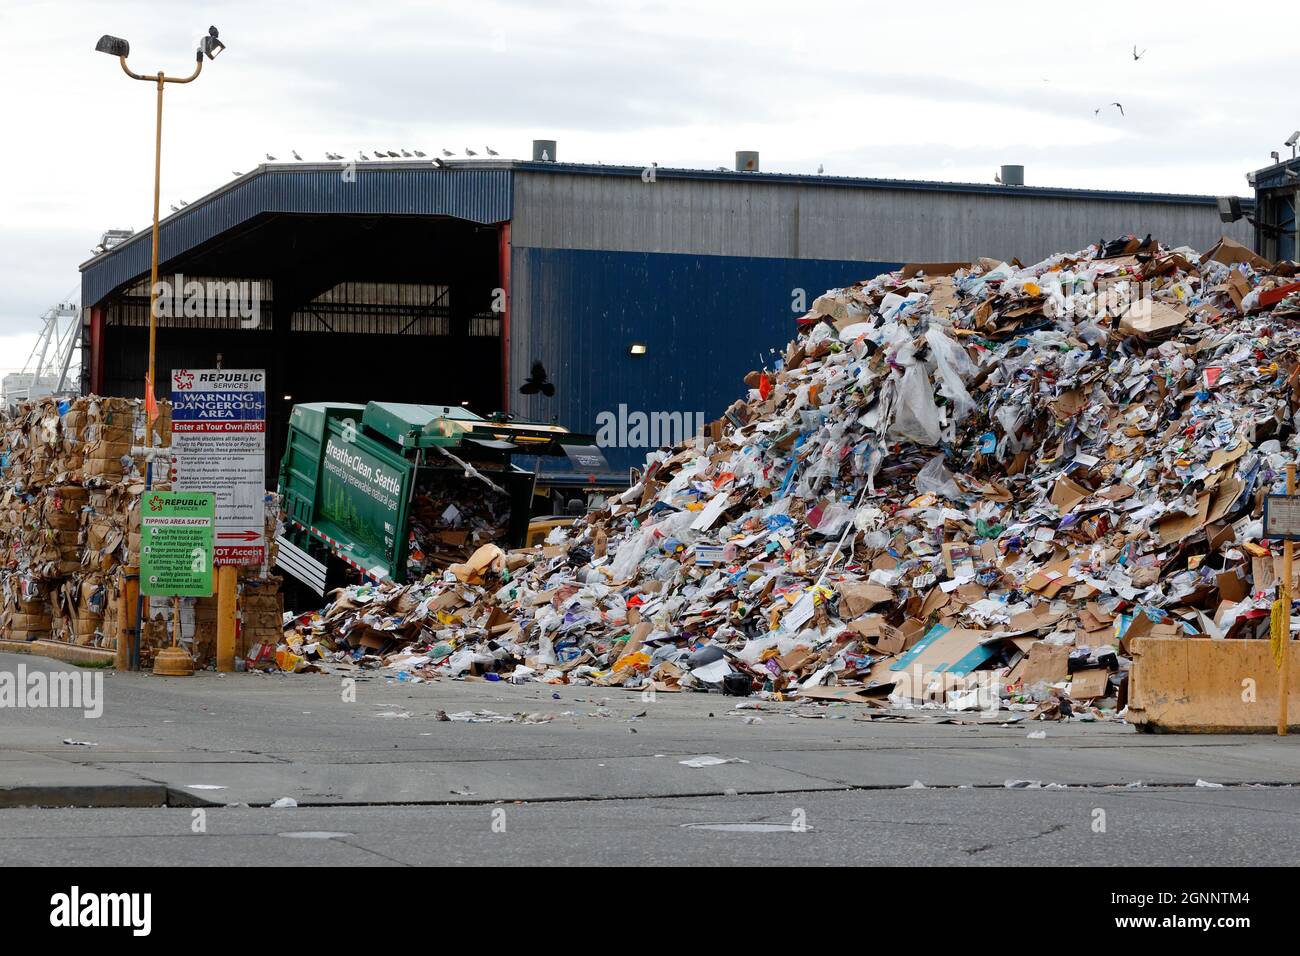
1287, 131, 1300, 148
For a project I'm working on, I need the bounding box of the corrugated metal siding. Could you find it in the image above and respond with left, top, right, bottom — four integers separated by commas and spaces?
512, 171, 1254, 263
513, 160, 1252, 205
81, 164, 513, 307
509, 246, 898, 472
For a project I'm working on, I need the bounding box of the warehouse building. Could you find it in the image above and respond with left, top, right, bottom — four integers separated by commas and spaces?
80, 151, 1253, 475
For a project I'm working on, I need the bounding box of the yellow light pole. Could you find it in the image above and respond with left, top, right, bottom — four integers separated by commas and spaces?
95, 27, 224, 421
96, 27, 225, 673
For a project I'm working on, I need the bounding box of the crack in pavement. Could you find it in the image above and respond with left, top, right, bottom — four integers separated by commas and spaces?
964, 822, 1069, 855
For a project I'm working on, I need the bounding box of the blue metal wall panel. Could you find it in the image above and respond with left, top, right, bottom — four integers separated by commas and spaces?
81, 165, 513, 307
509, 246, 899, 472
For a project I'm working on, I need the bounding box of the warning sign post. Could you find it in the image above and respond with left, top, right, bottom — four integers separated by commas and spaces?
170, 369, 267, 565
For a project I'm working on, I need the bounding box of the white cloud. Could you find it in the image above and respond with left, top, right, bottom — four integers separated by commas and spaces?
0, 0, 1285, 340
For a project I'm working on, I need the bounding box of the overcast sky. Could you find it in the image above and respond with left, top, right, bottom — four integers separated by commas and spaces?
0, 0, 1288, 374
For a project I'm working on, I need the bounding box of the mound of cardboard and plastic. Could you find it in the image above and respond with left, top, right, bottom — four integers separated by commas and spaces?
273, 235, 1300, 719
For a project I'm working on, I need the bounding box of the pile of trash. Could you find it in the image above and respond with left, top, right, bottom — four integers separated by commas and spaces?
405, 474, 515, 574
275, 235, 1300, 719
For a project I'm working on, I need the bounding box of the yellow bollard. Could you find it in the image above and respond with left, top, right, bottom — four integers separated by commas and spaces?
1281, 464, 1295, 736
216, 564, 238, 672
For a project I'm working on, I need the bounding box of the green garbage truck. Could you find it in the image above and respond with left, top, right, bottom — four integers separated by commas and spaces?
275, 401, 615, 598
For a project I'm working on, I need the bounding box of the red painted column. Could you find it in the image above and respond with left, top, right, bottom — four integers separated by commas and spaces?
89, 306, 105, 395
498, 221, 512, 416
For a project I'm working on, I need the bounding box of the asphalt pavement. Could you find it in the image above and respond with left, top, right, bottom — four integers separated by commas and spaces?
3, 651, 1299, 865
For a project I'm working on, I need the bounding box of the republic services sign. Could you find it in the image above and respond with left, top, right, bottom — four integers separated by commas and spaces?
170, 369, 267, 565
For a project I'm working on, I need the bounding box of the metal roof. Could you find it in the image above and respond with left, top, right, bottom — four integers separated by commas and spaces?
80, 163, 513, 307
82, 157, 1251, 308
506, 159, 1246, 206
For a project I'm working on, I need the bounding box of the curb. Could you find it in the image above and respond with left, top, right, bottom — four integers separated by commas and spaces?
0, 640, 117, 668
0, 786, 216, 809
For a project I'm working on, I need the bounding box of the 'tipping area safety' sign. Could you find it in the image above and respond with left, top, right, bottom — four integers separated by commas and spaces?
141, 492, 215, 596
170, 369, 267, 565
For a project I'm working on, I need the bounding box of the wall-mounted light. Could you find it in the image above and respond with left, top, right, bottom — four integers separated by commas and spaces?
629, 342, 647, 356
283, 394, 293, 400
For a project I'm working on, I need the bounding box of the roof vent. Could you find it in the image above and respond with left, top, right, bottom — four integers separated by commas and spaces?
533, 139, 557, 162
735, 151, 759, 172
1000, 164, 1024, 186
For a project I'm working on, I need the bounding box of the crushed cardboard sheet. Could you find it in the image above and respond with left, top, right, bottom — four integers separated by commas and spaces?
274, 235, 1300, 720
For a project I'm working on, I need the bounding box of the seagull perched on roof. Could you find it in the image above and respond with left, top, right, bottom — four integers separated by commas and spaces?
442, 148, 454, 157
486, 145, 499, 156
169, 204, 180, 212
413, 149, 426, 158
292, 149, 303, 160
817, 163, 823, 174
465, 148, 478, 156
265, 153, 276, 161
359, 151, 370, 160
401, 149, 412, 157
232, 170, 243, 176
179, 199, 189, 206
384, 150, 398, 158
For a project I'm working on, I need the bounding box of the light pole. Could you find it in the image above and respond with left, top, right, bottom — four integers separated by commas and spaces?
96, 27, 225, 674
95, 27, 224, 423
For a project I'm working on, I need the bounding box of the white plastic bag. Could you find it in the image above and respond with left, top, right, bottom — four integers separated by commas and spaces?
915, 455, 961, 498
925, 327, 976, 423
888, 364, 942, 446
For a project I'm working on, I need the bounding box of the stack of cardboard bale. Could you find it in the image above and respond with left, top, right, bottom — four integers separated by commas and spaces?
240, 577, 284, 658
0, 395, 167, 654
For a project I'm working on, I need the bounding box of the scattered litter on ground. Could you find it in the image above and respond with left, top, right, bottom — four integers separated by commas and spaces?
679, 755, 749, 768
